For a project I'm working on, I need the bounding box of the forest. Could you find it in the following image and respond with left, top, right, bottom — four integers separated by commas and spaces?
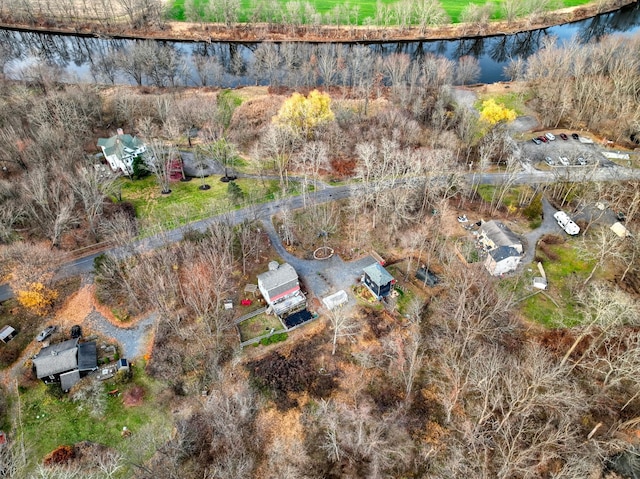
0, 30, 640, 478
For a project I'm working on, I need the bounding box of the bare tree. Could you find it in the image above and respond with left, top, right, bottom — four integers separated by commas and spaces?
143, 139, 177, 194
71, 163, 117, 242
328, 308, 359, 355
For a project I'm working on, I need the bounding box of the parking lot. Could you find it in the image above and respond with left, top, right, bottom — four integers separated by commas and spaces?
520, 132, 620, 169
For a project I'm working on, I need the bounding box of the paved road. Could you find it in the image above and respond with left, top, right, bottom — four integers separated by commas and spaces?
2, 165, 640, 303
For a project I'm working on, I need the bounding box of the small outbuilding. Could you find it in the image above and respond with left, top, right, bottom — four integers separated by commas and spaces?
0, 325, 17, 343
362, 262, 395, 300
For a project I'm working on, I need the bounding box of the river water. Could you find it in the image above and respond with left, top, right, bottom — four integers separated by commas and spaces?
1, 2, 639, 86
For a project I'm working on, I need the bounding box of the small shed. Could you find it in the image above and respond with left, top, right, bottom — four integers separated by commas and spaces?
0, 325, 17, 343
611, 222, 632, 238
533, 277, 548, 290
362, 263, 395, 300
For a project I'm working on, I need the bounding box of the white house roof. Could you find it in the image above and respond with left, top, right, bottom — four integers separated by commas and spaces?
257, 263, 299, 292
480, 221, 521, 248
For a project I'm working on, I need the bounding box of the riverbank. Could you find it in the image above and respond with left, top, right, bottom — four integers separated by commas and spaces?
0, 0, 636, 43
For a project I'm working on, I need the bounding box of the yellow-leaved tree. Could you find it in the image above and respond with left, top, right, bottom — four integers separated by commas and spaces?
16, 282, 58, 316
273, 90, 334, 139
1, 242, 61, 316
479, 98, 517, 125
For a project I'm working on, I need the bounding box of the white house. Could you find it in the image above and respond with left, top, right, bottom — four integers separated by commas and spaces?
485, 246, 522, 276
97, 129, 146, 176
257, 262, 306, 317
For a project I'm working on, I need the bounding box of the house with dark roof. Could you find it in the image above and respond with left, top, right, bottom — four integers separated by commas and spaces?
485, 246, 522, 276
32, 338, 97, 392
478, 220, 523, 254
362, 262, 395, 300
97, 128, 146, 176
257, 262, 306, 317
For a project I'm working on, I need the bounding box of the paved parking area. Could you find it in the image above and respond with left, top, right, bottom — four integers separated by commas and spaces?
520, 133, 618, 169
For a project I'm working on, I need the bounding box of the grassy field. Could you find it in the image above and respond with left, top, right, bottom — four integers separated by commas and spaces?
118, 176, 281, 235
18, 364, 170, 465
237, 313, 284, 342
169, 0, 593, 25
516, 241, 593, 327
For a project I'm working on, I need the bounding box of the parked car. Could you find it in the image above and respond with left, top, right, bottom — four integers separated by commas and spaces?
559, 133, 568, 140
558, 157, 570, 166
617, 212, 627, 222
545, 132, 556, 141
571, 133, 580, 140
36, 325, 56, 342
70, 325, 82, 339
544, 157, 555, 166
538, 135, 548, 143
576, 157, 587, 166
532, 137, 542, 145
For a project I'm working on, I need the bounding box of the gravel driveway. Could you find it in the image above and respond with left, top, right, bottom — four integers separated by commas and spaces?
521, 197, 562, 266
84, 309, 156, 359
261, 218, 375, 308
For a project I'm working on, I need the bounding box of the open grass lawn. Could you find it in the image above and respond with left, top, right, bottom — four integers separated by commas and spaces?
517, 241, 593, 327
169, 0, 592, 25
237, 313, 284, 342
118, 176, 280, 235
18, 364, 170, 463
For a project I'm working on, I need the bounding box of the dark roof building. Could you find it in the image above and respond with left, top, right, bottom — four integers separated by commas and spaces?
362, 262, 395, 300
32, 338, 97, 391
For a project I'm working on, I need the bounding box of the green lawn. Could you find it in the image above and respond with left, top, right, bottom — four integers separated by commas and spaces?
18, 365, 170, 464
118, 176, 281, 235
237, 313, 284, 342
518, 241, 593, 327
169, 0, 593, 25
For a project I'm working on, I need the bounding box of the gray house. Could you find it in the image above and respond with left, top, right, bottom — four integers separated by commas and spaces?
478, 220, 523, 254
257, 262, 306, 317
32, 338, 97, 392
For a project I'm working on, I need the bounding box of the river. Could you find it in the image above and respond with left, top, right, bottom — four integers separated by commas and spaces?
1, 2, 639, 86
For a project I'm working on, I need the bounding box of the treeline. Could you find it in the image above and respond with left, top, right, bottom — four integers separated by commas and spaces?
0, 0, 629, 35
517, 33, 640, 142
